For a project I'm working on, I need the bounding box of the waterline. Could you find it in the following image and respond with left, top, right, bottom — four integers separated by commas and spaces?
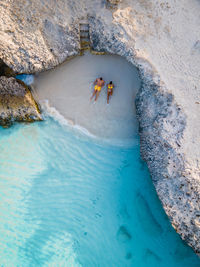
0, 119, 199, 266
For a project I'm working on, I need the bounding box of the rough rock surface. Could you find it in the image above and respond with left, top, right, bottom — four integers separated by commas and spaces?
0, 59, 15, 77
88, 4, 200, 253
0, 0, 80, 73
0, 0, 200, 253
0, 76, 42, 126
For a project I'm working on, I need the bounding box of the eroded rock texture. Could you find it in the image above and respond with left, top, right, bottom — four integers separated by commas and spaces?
0, 0, 80, 73
0, 0, 200, 254
0, 76, 42, 126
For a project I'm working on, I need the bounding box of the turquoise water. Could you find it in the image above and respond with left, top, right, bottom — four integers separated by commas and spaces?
0, 118, 199, 266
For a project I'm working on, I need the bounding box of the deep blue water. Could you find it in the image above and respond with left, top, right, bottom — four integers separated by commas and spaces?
0, 118, 199, 266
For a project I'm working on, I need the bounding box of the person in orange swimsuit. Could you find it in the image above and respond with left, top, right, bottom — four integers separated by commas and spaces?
90, 77, 105, 102
107, 81, 114, 104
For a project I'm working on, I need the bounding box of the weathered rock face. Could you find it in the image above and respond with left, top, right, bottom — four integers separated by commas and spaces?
89, 14, 200, 254
0, 76, 42, 126
0, 0, 200, 254
0, 0, 80, 73
135, 79, 200, 253
0, 60, 15, 77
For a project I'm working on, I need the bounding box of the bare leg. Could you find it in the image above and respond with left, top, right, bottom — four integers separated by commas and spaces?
90, 90, 97, 100
95, 91, 100, 101
107, 92, 112, 104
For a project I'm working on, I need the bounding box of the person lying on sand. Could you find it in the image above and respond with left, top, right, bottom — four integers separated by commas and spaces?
107, 81, 114, 104
90, 77, 105, 102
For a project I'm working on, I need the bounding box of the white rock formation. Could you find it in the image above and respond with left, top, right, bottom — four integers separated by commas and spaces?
0, 0, 200, 253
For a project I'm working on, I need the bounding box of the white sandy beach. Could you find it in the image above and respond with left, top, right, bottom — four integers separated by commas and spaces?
34, 53, 141, 142
0, 0, 200, 253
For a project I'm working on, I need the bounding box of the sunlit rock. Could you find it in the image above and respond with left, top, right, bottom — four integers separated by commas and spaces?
0, 76, 42, 126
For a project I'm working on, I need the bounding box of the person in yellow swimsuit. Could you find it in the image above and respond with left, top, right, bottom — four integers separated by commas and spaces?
90, 77, 105, 102
107, 81, 114, 104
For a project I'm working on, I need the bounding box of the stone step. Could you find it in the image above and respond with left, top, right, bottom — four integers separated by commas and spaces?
80, 28, 89, 32
79, 21, 90, 51
80, 24, 89, 31
80, 30, 89, 33
80, 40, 90, 46
81, 46, 90, 50
80, 32, 89, 38
79, 19, 88, 24
80, 37, 90, 42
80, 28, 89, 34
80, 35, 89, 40
80, 42, 90, 49
80, 23, 89, 26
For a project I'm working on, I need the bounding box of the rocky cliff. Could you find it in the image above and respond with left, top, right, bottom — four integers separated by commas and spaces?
0, 0, 199, 254
0, 76, 42, 126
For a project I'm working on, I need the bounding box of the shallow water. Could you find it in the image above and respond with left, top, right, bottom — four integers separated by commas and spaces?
9, 55, 200, 266
0, 119, 199, 266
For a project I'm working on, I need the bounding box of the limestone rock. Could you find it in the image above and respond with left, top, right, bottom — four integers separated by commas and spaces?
0, 0, 200, 255
0, 76, 42, 126
89, 14, 200, 254
0, 1, 80, 73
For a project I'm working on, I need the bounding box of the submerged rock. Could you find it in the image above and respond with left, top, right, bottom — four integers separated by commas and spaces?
0, 76, 42, 126
135, 192, 163, 237
117, 225, 132, 243
144, 249, 161, 264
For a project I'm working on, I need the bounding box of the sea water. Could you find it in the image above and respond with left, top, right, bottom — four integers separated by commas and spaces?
6, 54, 199, 266
0, 118, 199, 266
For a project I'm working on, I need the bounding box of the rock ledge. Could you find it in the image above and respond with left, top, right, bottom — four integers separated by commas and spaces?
0, 76, 42, 126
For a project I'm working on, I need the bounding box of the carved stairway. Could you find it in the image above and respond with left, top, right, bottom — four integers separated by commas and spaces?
79, 21, 90, 52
